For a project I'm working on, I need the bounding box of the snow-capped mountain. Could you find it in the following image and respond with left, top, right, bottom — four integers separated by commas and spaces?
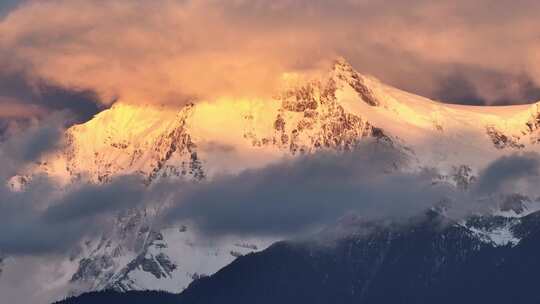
8, 58, 540, 299
15, 58, 540, 187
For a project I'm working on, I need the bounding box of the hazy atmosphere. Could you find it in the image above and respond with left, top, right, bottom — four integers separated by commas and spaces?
2, 1, 540, 304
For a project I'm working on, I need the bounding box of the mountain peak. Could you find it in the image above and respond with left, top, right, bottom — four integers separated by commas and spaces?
331, 57, 359, 80
329, 57, 380, 107
331, 57, 355, 72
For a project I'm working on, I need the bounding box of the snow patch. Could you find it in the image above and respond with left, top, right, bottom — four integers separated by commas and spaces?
467, 223, 520, 247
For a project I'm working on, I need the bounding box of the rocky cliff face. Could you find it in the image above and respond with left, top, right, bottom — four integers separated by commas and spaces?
244, 63, 391, 154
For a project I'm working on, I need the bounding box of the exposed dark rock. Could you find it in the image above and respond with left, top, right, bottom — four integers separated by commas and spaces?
191, 272, 208, 281
71, 256, 115, 283
248, 79, 386, 154
332, 59, 380, 107
115, 251, 177, 283
525, 111, 540, 133
524, 110, 540, 144
148, 104, 205, 183
451, 165, 476, 190
229, 251, 243, 258
486, 125, 524, 149
500, 193, 530, 214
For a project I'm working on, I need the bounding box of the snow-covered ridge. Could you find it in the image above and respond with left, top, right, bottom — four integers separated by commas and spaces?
16, 59, 540, 187
454, 194, 540, 247
12, 58, 540, 187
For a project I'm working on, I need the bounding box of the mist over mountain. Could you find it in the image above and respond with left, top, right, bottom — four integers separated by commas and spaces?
1, 58, 540, 303
55, 207, 540, 304
3, 2, 540, 303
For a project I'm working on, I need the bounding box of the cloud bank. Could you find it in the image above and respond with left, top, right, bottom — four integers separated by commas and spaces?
5, 137, 540, 257
474, 152, 540, 196
0, 69, 102, 121
161, 144, 450, 236
1, 0, 540, 113
0, 112, 69, 178
0, 176, 147, 255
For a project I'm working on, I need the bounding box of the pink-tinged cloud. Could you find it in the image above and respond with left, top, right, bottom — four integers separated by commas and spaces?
0, 0, 539, 106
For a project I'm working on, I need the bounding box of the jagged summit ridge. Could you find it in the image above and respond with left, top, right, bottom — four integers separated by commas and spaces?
14, 58, 540, 186
331, 57, 380, 106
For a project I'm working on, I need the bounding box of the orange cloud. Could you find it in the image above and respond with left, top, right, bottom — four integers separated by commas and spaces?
0, 0, 539, 106
0, 0, 333, 105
